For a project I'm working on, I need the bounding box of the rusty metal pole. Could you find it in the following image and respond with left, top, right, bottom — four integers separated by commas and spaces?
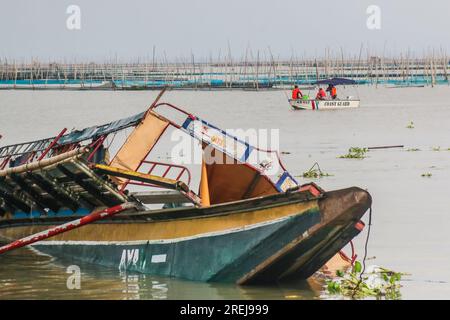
37, 128, 67, 161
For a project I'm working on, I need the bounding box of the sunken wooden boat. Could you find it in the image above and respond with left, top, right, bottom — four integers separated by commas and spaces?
0, 93, 371, 284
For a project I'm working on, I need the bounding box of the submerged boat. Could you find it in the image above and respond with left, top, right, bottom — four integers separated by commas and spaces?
289, 77, 361, 111
0, 91, 371, 284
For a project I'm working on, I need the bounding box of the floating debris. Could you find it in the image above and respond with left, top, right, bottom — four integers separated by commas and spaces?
325, 262, 404, 300
406, 148, 421, 152
432, 146, 441, 151
406, 121, 415, 129
367, 145, 403, 150
300, 163, 332, 179
281, 151, 291, 155
339, 147, 368, 159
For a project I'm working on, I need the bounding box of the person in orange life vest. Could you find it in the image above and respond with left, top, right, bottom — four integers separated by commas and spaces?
316, 87, 326, 100
331, 85, 337, 99
292, 85, 302, 99
326, 84, 337, 99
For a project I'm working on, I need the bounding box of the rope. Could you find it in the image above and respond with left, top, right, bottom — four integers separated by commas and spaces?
350, 240, 358, 265
352, 206, 373, 298
338, 240, 357, 265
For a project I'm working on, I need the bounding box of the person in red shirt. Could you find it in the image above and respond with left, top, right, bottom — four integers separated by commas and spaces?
292, 85, 302, 99
316, 87, 326, 100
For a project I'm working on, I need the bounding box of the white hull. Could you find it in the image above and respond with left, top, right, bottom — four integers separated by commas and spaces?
289, 99, 360, 110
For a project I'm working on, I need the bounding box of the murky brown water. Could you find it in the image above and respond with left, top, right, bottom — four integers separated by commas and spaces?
1, 86, 450, 299
0, 246, 320, 300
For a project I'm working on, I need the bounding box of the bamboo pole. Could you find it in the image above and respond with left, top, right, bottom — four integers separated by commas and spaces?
0, 148, 88, 177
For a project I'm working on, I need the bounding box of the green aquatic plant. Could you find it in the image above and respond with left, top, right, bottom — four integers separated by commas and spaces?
421, 173, 432, 177
299, 162, 332, 179
339, 147, 368, 159
406, 121, 414, 129
325, 262, 404, 300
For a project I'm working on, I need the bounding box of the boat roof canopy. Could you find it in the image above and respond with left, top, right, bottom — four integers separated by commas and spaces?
313, 77, 357, 86
0, 111, 146, 158
59, 111, 145, 145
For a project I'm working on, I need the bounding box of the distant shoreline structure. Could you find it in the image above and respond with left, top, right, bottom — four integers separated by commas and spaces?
1, 55, 448, 90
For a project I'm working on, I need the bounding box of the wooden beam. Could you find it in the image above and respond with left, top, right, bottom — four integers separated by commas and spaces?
26, 172, 80, 212
0, 188, 31, 213
0, 177, 33, 213
70, 161, 129, 203
9, 174, 60, 213
57, 164, 119, 207
93, 164, 189, 192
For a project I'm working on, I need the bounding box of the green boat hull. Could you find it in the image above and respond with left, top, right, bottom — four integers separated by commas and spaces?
0, 187, 371, 284
31, 210, 319, 283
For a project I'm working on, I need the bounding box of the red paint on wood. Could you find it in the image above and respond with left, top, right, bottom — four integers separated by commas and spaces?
355, 221, 365, 232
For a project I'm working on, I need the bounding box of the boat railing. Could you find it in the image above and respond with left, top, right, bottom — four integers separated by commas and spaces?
121, 160, 191, 190
150, 102, 289, 174
0, 136, 57, 160
0, 111, 145, 166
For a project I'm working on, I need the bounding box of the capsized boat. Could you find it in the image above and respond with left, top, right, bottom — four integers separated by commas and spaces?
289, 77, 360, 110
0, 92, 371, 284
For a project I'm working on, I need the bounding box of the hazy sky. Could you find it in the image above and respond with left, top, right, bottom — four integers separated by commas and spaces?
0, 0, 449, 61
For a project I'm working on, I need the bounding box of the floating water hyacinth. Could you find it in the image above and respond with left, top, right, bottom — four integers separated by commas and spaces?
406, 121, 414, 129
339, 147, 368, 159
300, 162, 332, 178
325, 262, 404, 300
421, 173, 432, 177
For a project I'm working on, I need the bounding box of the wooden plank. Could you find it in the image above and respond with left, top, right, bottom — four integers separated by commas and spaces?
9, 174, 60, 212
0, 177, 33, 213
69, 161, 129, 204
26, 172, 80, 212
94, 164, 189, 192
0, 188, 31, 213
57, 164, 119, 207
